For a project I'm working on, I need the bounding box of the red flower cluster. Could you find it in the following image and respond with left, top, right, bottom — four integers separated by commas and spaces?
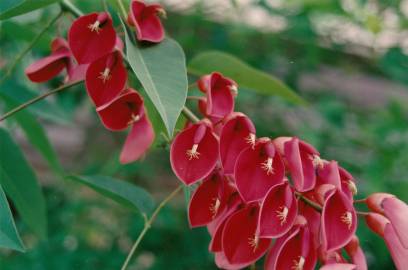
170, 72, 408, 269
25, 0, 166, 164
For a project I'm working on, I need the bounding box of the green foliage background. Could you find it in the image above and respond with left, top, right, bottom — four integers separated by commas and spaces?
1, 0, 408, 269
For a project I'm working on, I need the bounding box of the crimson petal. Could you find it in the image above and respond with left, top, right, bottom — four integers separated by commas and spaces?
220, 113, 256, 175
258, 182, 298, 238
345, 236, 367, 270
119, 114, 154, 164
322, 188, 357, 252
68, 12, 116, 64
222, 204, 271, 265
235, 137, 285, 202
319, 264, 356, 270
170, 121, 219, 185
128, 0, 165, 43
25, 50, 70, 83
97, 89, 144, 131
204, 72, 236, 119
85, 51, 127, 106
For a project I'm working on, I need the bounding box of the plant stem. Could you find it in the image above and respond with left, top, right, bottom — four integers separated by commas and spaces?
116, 0, 128, 20
60, 0, 83, 17
181, 106, 200, 123
295, 192, 323, 212
121, 185, 183, 270
0, 11, 63, 84
0, 80, 83, 122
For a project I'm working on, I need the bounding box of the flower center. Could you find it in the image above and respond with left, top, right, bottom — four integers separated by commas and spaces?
98, 68, 111, 83
127, 114, 140, 125
310, 154, 324, 169
209, 197, 221, 219
276, 206, 289, 226
248, 233, 259, 252
245, 133, 256, 149
291, 256, 305, 270
261, 157, 274, 175
88, 20, 101, 33
341, 211, 353, 229
186, 144, 200, 160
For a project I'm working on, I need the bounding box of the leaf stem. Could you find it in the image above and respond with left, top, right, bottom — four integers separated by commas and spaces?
0, 11, 63, 84
120, 185, 183, 270
181, 106, 200, 123
116, 0, 128, 20
0, 80, 83, 122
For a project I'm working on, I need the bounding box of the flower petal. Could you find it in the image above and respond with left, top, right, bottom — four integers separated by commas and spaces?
235, 138, 285, 202
220, 113, 256, 175
68, 12, 116, 64
25, 50, 70, 83
319, 263, 356, 270
170, 121, 219, 185
85, 51, 127, 106
119, 114, 154, 164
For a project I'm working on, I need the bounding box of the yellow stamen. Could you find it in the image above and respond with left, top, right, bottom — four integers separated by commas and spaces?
310, 154, 324, 169
98, 68, 111, 83
186, 144, 200, 160
276, 206, 289, 226
245, 133, 256, 149
261, 157, 274, 175
88, 20, 101, 33
347, 180, 358, 195
127, 114, 140, 125
209, 198, 221, 219
248, 234, 259, 252
291, 256, 305, 270
341, 211, 353, 230
229, 85, 238, 95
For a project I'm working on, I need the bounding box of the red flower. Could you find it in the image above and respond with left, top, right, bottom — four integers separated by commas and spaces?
197, 72, 237, 120
25, 38, 71, 83
68, 12, 116, 64
188, 169, 230, 228
97, 89, 154, 163
321, 188, 357, 252
365, 213, 408, 270
344, 236, 367, 270
258, 181, 298, 238
366, 193, 408, 248
222, 203, 271, 265
264, 216, 317, 270
317, 161, 341, 188
219, 113, 256, 175
127, 0, 165, 43
234, 137, 285, 202
85, 51, 127, 106
281, 137, 321, 192
170, 120, 219, 185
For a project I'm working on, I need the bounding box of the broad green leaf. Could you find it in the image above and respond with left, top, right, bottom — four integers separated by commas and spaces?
69, 175, 154, 214
122, 22, 188, 136
0, 0, 60, 20
0, 184, 25, 252
0, 128, 47, 239
1, 95, 63, 174
188, 51, 306, 105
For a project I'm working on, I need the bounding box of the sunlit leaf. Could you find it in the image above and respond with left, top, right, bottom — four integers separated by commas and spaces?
0, 0, 60, 20
188, 51, 306, 105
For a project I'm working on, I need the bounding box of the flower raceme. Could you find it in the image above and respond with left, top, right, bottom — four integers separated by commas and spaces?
169, 73, 408, 269
26, 1, 167, 164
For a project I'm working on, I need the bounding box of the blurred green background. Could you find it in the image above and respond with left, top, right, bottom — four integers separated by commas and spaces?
1, 0, 408, 269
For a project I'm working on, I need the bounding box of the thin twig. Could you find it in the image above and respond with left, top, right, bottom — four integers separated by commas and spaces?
120, 185, 183, 270
60, 0, 83, 17
0, 80, 83, 122
0, 11, 63, 84
295, 192, 323, 212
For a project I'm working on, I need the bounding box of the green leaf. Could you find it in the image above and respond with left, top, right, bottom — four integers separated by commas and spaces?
0, 128, 47, 239
0, 0, 60, 20
122, 22, 188, 136
0, 184, 25, 252
69, 175, 154, 214
188, 51, 306, 105
1, 95, 63, 174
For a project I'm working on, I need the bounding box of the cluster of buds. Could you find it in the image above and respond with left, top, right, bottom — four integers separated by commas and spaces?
170, 72, 408, 269
25, 0, 166, 163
